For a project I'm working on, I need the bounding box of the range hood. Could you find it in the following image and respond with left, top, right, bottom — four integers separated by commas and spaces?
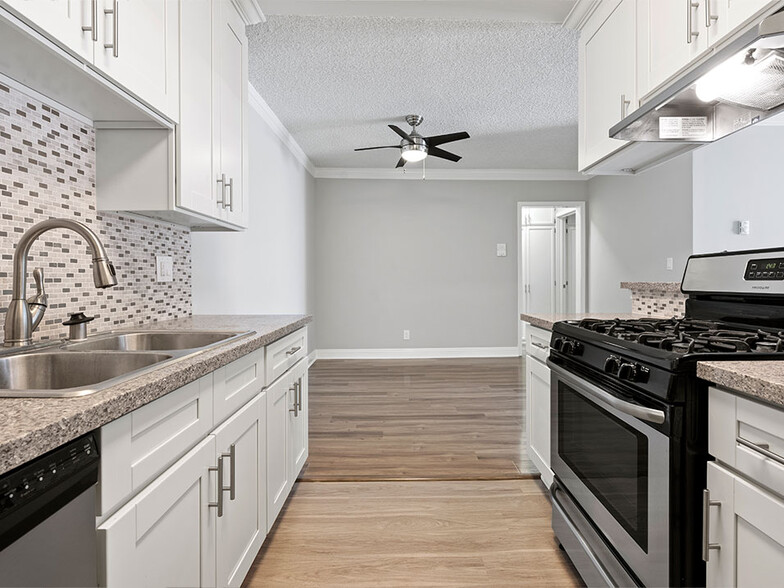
611, 10, 784, 143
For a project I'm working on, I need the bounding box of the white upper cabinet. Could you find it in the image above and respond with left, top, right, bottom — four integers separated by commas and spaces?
3, 0, 95, 61
94, 0, 179, 121
214, 0, 249, 228
639, 0, 709, 97
579, 0, 636, 171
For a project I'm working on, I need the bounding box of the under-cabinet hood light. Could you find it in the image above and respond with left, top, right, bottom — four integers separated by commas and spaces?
611, 10, 784, 144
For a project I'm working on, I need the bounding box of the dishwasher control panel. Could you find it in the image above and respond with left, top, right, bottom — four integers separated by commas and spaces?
0, 433, 98, 550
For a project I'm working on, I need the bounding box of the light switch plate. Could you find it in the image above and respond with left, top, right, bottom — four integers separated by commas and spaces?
156, 255, 173, 282
496, 243, 507, 257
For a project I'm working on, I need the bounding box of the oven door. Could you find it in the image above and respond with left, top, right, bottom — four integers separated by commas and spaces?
548, 359, 670, 588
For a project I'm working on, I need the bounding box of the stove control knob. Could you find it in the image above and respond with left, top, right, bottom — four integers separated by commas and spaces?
553, 338, 565, 352
604, 355, 621, 374
618, 362, 635, 381
561, 340, 574, 355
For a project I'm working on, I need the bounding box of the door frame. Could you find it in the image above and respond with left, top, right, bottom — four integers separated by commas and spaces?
517, 201, 587, 355
555, 208, 578, 315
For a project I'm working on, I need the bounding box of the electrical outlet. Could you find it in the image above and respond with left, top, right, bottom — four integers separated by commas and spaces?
156, 255, 173, 283
403, 330, 410, 340
496, 243, 507, 257
666, 257, 674, 271
737, 220, 751, 235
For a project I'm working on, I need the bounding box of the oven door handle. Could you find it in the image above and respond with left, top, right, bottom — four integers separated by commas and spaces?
547, 360, 666, 425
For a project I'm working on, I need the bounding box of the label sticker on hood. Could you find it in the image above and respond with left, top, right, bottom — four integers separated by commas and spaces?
659, 116, 708, 139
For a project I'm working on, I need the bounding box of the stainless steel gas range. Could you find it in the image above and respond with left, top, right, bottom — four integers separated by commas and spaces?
548, 248, 784, 587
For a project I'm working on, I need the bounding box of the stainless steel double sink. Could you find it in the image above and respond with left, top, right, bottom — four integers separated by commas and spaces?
0, 330, 254, 398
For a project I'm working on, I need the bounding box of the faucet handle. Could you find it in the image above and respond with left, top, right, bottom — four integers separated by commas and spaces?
32, 267, 45, 295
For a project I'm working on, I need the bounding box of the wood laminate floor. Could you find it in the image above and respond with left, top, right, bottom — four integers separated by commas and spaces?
243, 358, 581, 587
244, 479, 580, 587
301, 358, 537, 481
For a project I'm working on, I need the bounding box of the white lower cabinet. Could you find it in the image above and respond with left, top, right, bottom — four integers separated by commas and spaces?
97, 327, 309, 587
707, 386, 784, 587
524, 324, 553, 487
706, 462, 784, 587
98, 436, 218, 588
214, 393, 266, 588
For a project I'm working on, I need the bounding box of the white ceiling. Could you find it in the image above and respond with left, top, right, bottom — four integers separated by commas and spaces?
247, 10, 579, 170
259, 0, 578, 23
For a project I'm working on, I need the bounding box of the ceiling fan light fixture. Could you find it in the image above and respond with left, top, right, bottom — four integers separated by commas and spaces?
401, 143, 428, 162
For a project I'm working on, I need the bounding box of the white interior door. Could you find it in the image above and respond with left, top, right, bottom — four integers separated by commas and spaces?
525, 225, 556, 315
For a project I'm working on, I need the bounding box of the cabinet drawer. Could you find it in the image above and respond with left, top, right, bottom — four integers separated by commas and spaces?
265, 327, 307, 385
710, 387, 784, 499
98, 374, 214, 517
214, 348, 264, 425
526, 325, 551, 364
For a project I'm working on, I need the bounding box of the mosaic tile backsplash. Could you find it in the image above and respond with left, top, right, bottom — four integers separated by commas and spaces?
0, 81, 191, 342
627, 285, 687, 318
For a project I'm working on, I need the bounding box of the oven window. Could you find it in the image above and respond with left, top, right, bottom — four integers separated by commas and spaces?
558, 382, 649, 551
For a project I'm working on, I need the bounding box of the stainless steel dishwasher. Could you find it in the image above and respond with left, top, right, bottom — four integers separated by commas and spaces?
0, 433, 99, 587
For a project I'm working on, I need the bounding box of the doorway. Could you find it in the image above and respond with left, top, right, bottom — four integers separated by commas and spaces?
517, 202, 586, 353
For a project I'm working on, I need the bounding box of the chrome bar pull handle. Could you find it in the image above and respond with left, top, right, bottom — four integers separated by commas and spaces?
702, 489, 721, 562
289, 384, 299, 416
705, 0, 718, 28
738, 437, 784, 466
286, 345, 302, 356
223, 447, 235, 501
217, 174, 227, 208
104, 0, 118, 57
208, 456, 225, 517
82, 0, 98, 41
687, 1, 700, 44
620, 94, 631, 119
226, 177, 234, 211
296, 379, 303, 411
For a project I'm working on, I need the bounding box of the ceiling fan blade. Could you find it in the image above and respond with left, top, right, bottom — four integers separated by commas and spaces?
389, 125, 414, 142
428, 146, 462, 163
424, 131, 470, 147
396, 157, 407, 169
354, 146, 400, 151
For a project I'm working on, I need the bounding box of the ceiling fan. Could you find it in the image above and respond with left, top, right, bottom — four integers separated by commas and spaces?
354, 115, 470, 168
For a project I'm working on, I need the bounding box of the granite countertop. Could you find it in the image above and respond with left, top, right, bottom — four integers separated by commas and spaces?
520, 312, 639, 331
620, 281, 683, 293
697, 361, 784, 409
0, 314, 311, 476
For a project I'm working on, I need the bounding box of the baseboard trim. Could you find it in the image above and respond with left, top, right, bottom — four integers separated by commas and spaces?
307, 350, 318, 367
314, 347, 521, 360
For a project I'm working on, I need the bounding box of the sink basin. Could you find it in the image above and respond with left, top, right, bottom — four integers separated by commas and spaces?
0, 352, 173, 398
64, 331, 247, 352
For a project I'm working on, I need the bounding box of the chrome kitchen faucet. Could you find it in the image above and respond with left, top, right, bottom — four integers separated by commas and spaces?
3, 218, 118, 347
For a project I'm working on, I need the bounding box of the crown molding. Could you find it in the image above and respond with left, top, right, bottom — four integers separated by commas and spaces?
563, 0, 601, 30
247, 83, 316, 177
313, 167, 587, 181
233, 0, 266, 25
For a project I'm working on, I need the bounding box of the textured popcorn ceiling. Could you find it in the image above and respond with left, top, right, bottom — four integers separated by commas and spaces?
247, 16, 579, 170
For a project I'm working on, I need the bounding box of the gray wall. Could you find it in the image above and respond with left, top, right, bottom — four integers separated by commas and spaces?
693, 125, 784, 254
314, 179, 588, 350
192, 100, 317, 352
586, 154, 694, 312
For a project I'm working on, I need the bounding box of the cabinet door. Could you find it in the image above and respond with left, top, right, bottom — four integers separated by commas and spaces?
177, 0, 218, 218
98, 436, 217, 588
707, 462, 784, 587
580, 0, 636, 170
3, 0, 95, 61
715, 0, 778, 42
266, 372, 292, 529
95, 0, 179, 120
289, 364, 309, 481
526, 356, 552, 488
214, 393, 267, 588
213, 0, 248, 227
643, 0, 708, 94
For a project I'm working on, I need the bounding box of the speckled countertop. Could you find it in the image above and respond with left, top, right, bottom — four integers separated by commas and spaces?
620, 281, 682, 292
698, 361, 784, 409
520, 312, 639, 331
0, 314, 311, 476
